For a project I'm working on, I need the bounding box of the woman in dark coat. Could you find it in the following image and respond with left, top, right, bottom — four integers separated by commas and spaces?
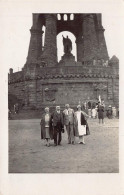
97, 102, 104, 124
40, 107, 53, 147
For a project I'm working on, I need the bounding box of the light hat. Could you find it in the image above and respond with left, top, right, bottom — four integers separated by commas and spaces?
45, 107, 49, 110
77, 105, 81, 109
56, 106, 60, 109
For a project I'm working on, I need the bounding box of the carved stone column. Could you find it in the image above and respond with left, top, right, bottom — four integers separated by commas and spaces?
76, 35, 84, 62
41, 14, 57, 66
96, 14, 109, 60
25, 14, 44, 65
26, 28, 43, 64
82, 14, 99, 61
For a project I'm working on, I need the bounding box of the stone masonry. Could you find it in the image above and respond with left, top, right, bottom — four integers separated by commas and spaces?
8, 13, 119, 110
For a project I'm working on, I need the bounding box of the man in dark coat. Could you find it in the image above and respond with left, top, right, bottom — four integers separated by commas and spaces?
63, 104, 75, 144
51, 106, 64, 146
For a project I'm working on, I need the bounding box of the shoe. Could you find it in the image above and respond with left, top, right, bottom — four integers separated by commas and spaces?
79, 142, 83, 144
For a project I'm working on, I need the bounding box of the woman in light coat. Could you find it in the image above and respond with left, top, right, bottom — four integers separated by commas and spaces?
74, 105, 89, 144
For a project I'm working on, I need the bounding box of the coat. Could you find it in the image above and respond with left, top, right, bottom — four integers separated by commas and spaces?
63, 108, 75, 125
74, 111, 90, 137
51, 111, 64, 132
97, 105, 104, 119
40, 113, 53, 139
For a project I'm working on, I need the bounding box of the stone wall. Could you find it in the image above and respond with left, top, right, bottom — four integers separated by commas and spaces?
8, 66, 119, 109
8, 81, 25, 104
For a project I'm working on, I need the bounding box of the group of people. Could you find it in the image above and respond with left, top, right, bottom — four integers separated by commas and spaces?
94, 102, 118, 122
40, 104, 90, 147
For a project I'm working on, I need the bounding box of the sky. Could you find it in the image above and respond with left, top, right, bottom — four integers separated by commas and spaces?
0, 1, 124, 73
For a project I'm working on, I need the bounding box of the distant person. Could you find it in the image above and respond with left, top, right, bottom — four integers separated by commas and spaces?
106, 105, 113, 119
14, 104, 16, 114
63, 104, 75, 144
117, 108, 119, 118
51, 106, 64, 146
92, 107, 97, 119
14, 103, 19, 114
74, 105, 89, 144
87, 101, 92, 118
97, 101, 104, 124
40, 107, 53, 147
112, 107, 117, 118
82, 102, 88, 114
8, 109, 12, 120
95, 106, 98, 118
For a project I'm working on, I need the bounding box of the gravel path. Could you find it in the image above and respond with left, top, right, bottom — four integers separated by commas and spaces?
9, 118, 119, 173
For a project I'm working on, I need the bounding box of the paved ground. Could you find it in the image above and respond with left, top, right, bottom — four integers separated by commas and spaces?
9, 118, 119, 173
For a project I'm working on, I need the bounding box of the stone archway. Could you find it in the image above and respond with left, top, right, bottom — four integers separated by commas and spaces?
57, 31, 77, 62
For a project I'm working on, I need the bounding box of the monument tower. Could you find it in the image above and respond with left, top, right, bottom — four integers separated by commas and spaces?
8, 14, 119, 110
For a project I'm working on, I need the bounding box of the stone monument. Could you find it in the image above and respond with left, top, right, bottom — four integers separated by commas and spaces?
8, 14, 119, 110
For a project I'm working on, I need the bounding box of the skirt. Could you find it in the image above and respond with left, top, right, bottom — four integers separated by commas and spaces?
45, 127, 50, 139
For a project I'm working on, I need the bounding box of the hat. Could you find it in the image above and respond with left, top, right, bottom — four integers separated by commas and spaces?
56, 106, 60, 109
108, 105, 111, 107
45, 107, 49, 110
65, 104, 69, 107
77, 105, 81, 108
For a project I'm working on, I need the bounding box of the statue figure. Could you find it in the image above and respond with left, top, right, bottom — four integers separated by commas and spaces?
62, 35, 72, 54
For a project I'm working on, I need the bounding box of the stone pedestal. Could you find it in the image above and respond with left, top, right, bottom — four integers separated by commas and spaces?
59, 53, 75, 66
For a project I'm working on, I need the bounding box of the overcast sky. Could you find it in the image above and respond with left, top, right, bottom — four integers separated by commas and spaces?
0, 1, 124, 73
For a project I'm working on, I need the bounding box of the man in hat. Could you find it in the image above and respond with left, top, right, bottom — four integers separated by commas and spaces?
51, 106, 64, 146
63, 104, 75, 144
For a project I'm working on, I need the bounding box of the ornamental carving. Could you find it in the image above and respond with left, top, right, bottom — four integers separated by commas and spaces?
93, 83, 107, 91
44, 87, 57, 102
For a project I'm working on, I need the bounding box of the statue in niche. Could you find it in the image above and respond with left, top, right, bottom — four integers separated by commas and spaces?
62, 35, 72, 54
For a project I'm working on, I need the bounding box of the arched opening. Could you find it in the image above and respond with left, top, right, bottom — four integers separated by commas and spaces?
57, 14, 61, 20
70, 14, 74, 20
64, 14, 67, 21
57, 31, 77, 62
42, 25, 46, 50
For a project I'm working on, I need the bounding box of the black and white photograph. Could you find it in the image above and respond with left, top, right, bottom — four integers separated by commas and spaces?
0, 0, 124, 195
8, 12, 119, 173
